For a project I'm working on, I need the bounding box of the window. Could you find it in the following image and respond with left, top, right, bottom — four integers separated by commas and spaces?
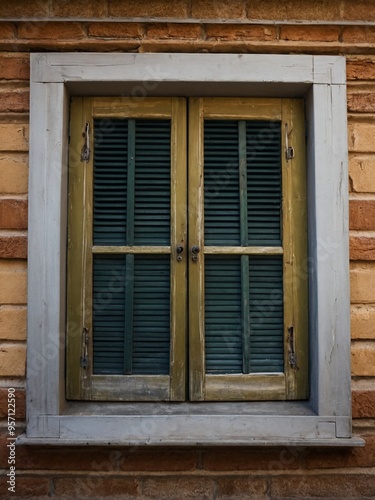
23, 53, 362, 446
67, 97, 308, 402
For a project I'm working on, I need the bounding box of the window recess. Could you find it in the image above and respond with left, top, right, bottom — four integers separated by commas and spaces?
66, 97, 308, 403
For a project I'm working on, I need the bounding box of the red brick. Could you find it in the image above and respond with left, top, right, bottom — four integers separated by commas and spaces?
216, 477, 267, 497
350, 200, 375, 230
108, 0, 189, 18
0, 476, 49, 496
0, 90, 29, 113
0, 0, 49, 17
348, 92, 375, 113
51, 0, 108, 17
343, 26, 375, 44
306, 435, 375, 468
147, 23, 202, 39
270, 474, 375, 497
0, 388, 25, 419
343, 0, 375, 21
142, 477, 214, 498
14, 448, 197, 471
192, 0, 245, 19
350, 235, 375, 260
203, 448, 304, 470
0, 54, 29, 81
0, 200, 28, 230
247, 0, 341, 21
54, 477, 139, 497
0, 23, 16, 39
0, 235, 27, 259
347, 59, 375, 81
280, 25, 339, 42
88, 22, 144, 38
353, 389, 375, 418
205, 24, 275, 41
18, 22, 86, 40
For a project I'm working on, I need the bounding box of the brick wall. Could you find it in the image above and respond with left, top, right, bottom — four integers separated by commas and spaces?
1, 0, 375, 498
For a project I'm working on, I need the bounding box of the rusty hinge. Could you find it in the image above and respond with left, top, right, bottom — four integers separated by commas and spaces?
80, 121, 90, 162
80, 326, 89, 369
288, 326, 298, 369
285, 123, 295, 161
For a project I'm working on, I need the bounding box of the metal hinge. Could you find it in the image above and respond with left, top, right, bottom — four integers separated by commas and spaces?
80, 121, 90, 162
288, 326, 298, 369
80, 326, 89, 369
285, 123, 295, 161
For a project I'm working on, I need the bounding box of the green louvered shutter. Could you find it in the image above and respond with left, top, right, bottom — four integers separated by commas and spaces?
203, 119, 284, 375
92, 118, 171, 376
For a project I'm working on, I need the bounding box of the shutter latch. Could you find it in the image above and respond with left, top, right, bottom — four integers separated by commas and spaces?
285, 123, 295, 161
80, 326, 89, 369
288, 326, 298, 369
80, 121, 90, 162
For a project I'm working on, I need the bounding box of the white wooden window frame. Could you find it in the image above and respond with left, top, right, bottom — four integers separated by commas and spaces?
21, 53, 364, 446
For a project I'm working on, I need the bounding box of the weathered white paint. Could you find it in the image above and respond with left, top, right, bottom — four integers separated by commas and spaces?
25, 53, 360, 446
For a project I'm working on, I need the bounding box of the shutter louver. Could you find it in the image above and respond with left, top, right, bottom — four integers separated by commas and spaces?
246, 121, 282, 246
205, 257, 243, 373
249, 257, 284, 372
204, 121, 241, 245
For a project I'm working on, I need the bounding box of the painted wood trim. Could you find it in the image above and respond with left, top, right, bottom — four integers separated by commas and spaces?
31, 54, 315, 85
92, 97, 173, 118
91, 375, 170, 401
170, 97, 187, 401
203, 98, 282, 120
93, 246, 171, 254
205, 374, 285, 401
204, 246, 284, 255
188, 98, 205, 401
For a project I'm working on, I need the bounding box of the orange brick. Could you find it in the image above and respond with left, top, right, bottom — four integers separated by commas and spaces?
202, 448, 303, 470
0, 154, 28, 194
306, 435, 375, 467
270, 474, 375, 498
0, 343, 26, 376
343, 26, 375, 44
0, 124, 28, 152
352, 342, 375, 376
343, 0, 375, 21
191, 0, 245, 19
0, 54, 29, 81
353, 390, 375, 418
351, 305, 375, 339
0, 0, 49, 17
350, 200, 375, 230
88, 22, 144, 38
18, 22, 86, 40
0, 90, 29, 113
0, 200, 28, 229
216, 477, 267, 497
0, 260, 27, 304
51, 0, 108, 17
147, 23, 202, 39
280, 25, 339, 42
0, 23, 16, 39
108, 0, 189, 18
0, 235, 27, 259
54, 477, 139, 497
247, 0, 341, 21
348, 92, 375, 113
205, 24, 275, 41
142, 477, 214, 498
0, 476, 49, 496
0, 387, 26, 419
349, 156, 375, 193
348, 121, 375, 153
350, 235, 375, 261
0, 306, 27, 340
347, 58, 375, 80
350, 262, 375, 303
